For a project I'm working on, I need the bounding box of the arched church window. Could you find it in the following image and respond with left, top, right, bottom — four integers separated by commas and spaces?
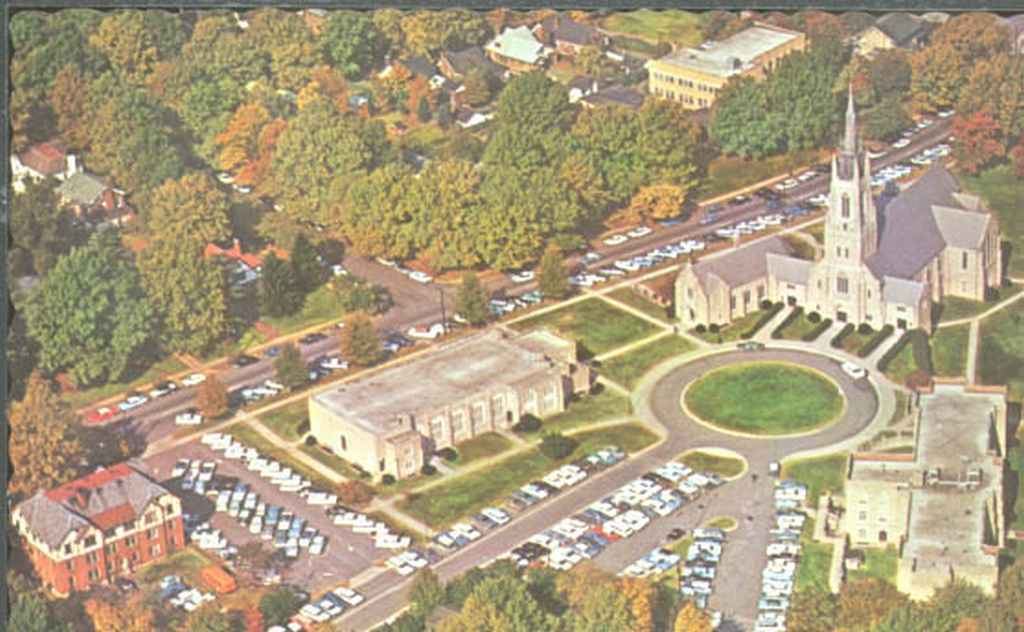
841, 194, 851, 219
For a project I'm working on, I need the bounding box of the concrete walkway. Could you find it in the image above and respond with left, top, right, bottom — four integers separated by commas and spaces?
966, 319, 980, 384
594, 330, 674, 362
936, 285, 1024, 328
754, 305, 796, 343
865, 329, 903, 370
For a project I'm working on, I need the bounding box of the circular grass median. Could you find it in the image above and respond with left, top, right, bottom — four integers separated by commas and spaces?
683, 362, 843, 436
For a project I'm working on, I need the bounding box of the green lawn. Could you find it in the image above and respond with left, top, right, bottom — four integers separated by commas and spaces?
685, 362, 843, 435
1007, 446, 1024, 531
882, 339, 919, 386
509, 298, 661, 358
838, 328, 875, 355
259, 400, 309, 443
978, 307, 1024, 400
599, 10, 702, 45
607, 286, 674, 323
692, 308, 769, 343
397, 122, 447, 156
137, 547, 209, 587
930, 324, 969, 378
781, 453, 849, 507
704, 149, 825, 200
600, 336, 696, 389
298, 444, 366, 481
781, 234, 817, 261
795, 519, 833, 592
400, 422, 657, 527
451, 433, 516, 468
517, 389, 633, 439
962, 164, 1024, 277
704, 516, 738, 530
262, 285, 349, 335
226, 422, 336, 491
65, 355, 189, 410
935, 284, 1022, 324
775, 311, 826, 341
847, 546, 899, 585
680, 450, 746, 478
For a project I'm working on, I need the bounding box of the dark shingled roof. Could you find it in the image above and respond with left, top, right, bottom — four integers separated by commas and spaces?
692, 235, 792, 290
539, 13, 602, 47
866, 164, 963, 280
581, 84, 645, 110
874, 13, 926, 47
16, 463, 171, 549
441, 46, 502, 78
399, 56, 436, 79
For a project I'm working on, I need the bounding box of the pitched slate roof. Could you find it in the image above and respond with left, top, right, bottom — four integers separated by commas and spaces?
16, 463, 170, 549
441, 46, 502, 78
581, 84, 645, 110
399, 56, 437, 79
56, 172, 109, 205
866, 164, 960, 280
18, 141, 67, 176
486, 26, 547, 65
874, 13, 926, 47
932, 205, 991, 250
766, 252, 813, 286
692, 235, 792, 291
538, 13, 602, 47
882, 276, 926, 305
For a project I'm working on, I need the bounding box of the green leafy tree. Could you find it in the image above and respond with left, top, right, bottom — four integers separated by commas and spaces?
7, 311, 40, 402
273, 343, 308, 391
244, 8, 322, 91
439, 575, 556, 632
261, 252, 303, 317
321, 12, 385, 79
139, 240, 230, 355
409, 160, 486, 270
836, 578, 909, 630
539, 432, 577, 460
455, 272, 490, 326
9, 178, 86, 277
866, 49, 912, 102
568, 583, 637, 632
862, 96, 914, 142
417, 95, 432, 123
399, 10, 492, 58
11, 12, 107, 97
409, 568, 446, 616
461, 68, 495, 107
185, 604, 238, 632
483, 72, 574, 172
340, 314, 384, 367
145, 172, 232, 246
785, 588, 837, 632
180, 75, 244, 165
9, 372, 84, 500
290, 234, 326, 294
8, 593, 72, 632
538, 243, 570, 300
259, 586, 306, 627
26, 231, 156, 386
196, 374, 229, 419
88, 10, 185, 84
336, 162, 419, 260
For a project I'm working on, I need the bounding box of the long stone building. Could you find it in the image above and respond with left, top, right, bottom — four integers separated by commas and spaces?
844, 381, 1008, 599
676, 89, 1003, 333
309, 329, 591, 481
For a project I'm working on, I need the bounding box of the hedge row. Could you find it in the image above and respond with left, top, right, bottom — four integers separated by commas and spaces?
857, 325, 895, 358
739, 302, 785, 340
829, 323, 855, 348
877, 330, 913, 373
802, 318, 833, 342
771, 307, 804, 339
910, 329, 933, 374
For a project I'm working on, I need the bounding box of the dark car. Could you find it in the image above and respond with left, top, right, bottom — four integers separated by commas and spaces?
385, 332, 413, 348
298, 332, 328, 345
231, 354, 259, 368
737, 341, 765, 352
114, 577, 138, 593
666, 528, 687, 541
263, 346, 282, 358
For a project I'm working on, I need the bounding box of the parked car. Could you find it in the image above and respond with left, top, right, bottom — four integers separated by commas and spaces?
231, 354, 259, 368
508, 270, 535, 284
407, 323, 446, 340
298, 333, 328, 346
175, 408, 203, 426
841, 361, 867, 380
737, 341, 765, 352
118, 394, 149, 412
408, 271, 433, 284
149, 381, 178, 398
627, 226, 653, 238
86, 406, 117, 424
182, 373, 207, 387
603, 234, 628, 246
263, 346, 282, 358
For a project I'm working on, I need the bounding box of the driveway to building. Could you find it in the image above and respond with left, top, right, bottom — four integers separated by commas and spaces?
333, 347, 882, 632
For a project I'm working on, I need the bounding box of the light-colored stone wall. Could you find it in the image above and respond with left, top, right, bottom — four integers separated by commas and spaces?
844, 478, 911, 547
855, 27, 896, 57
309, 396, 396, 478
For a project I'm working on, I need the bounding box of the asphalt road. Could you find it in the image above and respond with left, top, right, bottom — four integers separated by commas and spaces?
331, 348, 879, 632
95, 117, 948, 444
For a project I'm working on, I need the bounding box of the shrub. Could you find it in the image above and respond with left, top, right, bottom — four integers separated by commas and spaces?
830, 323, 855, 348
909, 329, 933, 374
771, 306, 803, 339
513, 415, 542, 433
808, 311, 821, 323
877, 330, 913, 372
421, 464, 437, 476
986, 286, 1001, 302
304, 436, 317, 446
857, 324, 895, 358
437, 447, 458, 462
381, 474, 396, 486
539, 432, 577, 460
743, 302, 785, 338
802, 318, 832, 342
760, 299, 773, 310
695, 324, 707, 334
857, 322, 874, 336
709, 324, 720, 334
297, 418, 310, 435
905, 369, 933, 390
337, 480, 375, 505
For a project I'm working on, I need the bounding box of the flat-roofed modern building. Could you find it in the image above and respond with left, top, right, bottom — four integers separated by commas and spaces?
309, 329, 591, 481
844, 381, 1008, 600
646, 23, 806, 109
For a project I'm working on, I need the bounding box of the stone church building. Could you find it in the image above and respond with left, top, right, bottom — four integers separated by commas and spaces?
676, 90, 1002, 334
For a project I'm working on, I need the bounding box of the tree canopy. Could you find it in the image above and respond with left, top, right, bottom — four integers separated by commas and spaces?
9, 372, 84, 499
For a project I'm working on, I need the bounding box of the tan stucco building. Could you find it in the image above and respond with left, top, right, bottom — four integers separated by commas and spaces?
844, 381, 1008, 600
676, 91, 1002, 334
646, 23, 806, 109
309, 329, 591, 481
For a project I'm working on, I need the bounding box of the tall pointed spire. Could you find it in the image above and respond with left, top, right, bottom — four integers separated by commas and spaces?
842, 83, 858, 154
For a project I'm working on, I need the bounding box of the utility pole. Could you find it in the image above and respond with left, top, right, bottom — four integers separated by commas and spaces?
439, 287, 447, 331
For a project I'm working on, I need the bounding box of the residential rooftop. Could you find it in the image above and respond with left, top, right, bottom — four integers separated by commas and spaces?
311, 329, 564, 437
653, 24, 803, 79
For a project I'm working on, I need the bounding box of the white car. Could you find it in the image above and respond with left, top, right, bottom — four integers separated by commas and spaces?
333, 587, 364, 607
182, 373, 207, 387
118, 395, 149, 412
938, 109, 955, 118
330, 264, 348, 276
408, 271, 433, 284
508, 270, 535, 283
627, 226, 653, 238
320, 355, 348, 370
603, 234, 628, 246
841, 361, 868, 380
233, 184, 253, 194
175, 409, 203, 426
407, 323, 446, 340
216, 172, 234, 184
892, 138, 911, 149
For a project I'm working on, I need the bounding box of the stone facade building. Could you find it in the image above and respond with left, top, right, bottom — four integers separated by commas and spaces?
309, 329, 591, 481
12, 463, 185, 596
844, 381, 1007, 600
676, 90, 1002, 333
646, 23, 806, 110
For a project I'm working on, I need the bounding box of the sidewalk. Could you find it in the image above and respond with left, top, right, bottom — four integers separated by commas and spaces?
754, 306, 796, 343
966, 319, 980, 384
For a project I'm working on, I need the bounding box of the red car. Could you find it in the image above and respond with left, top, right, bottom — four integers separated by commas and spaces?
85, 406, 117, 424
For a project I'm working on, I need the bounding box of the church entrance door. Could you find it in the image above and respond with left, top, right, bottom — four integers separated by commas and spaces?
836, 310, 848, 323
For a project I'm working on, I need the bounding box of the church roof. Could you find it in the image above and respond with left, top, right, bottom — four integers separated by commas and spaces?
882, 276, 926, 306
766, 252, 813, 286
692, 236, 792, 290
932, 205, 991, 250
866, 164, 962, 280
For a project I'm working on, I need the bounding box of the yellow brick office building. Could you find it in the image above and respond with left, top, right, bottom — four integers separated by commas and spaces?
646, 23, 806, 109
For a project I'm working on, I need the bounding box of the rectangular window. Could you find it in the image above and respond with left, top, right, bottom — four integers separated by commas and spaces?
126, 536, 136, 547
836, 247, 842, 258
84, 535, 96, 548
339, 435, 347, 452
859, 511, 867, 521
86, 552, 99, 565
962, 251, 968, 270
88, 569, 100, 581
145, 511, 157, 525
379, 459, 385, 472
729, 295, 736, 310
148, 528, 158, 539
837, 278, 849, 294
151, 544, 161, 557
743, 290, 751, 306
757, 285, 765, 299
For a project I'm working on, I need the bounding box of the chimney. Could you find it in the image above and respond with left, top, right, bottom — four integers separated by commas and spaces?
231, 238, 242, 257
66, 154, 79, 177
102, 189, 115, 211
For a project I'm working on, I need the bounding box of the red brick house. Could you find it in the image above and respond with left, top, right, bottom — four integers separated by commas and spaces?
12, 463, 185, 596
533, 13, 608, 57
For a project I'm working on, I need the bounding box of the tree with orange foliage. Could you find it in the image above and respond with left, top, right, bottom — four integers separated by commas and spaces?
555, 562, 614, 609
618, 576, 655, 632
674, 601, 712, 632
624, 184, 688, 225
952, 111, 1006, 174
85, 595, 156, 632
242, 606, 264, 632
217, 102, 272, 177
911, 13, 1009, 111
1011, 144, 1024, 178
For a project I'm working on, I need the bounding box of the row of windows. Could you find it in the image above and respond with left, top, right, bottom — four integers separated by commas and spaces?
651, 87, 710, 108
650, 71, 719, 95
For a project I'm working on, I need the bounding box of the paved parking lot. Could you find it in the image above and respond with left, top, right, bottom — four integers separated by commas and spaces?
141, 439, 394, 594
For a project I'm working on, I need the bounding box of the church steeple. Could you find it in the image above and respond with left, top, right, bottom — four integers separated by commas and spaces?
842, 83, 858, 156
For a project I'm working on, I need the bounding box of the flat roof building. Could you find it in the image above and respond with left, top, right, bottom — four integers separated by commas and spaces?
646, 23, 806, 109
309, 329, 591, 480
844, 381, 1008, 600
